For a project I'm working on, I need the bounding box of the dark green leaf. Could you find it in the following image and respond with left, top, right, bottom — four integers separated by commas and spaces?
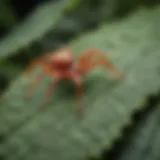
0, 0, 70, 61
0, 0, 18, 28
118, 104, 160, 160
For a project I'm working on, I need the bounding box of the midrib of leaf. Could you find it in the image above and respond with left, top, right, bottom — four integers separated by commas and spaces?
0, 0, 70, 61
0, 6, 160, 160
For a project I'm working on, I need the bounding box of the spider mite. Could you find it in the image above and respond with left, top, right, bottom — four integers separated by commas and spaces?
24, 47, 122, 116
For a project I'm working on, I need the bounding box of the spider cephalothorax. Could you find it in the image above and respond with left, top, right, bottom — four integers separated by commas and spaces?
24, 47, 122, 116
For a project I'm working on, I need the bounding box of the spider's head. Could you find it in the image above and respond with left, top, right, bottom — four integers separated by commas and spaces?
51, 47, 74, 70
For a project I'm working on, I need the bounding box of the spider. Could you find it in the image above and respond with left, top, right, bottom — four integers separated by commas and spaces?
24, 47, 122, 116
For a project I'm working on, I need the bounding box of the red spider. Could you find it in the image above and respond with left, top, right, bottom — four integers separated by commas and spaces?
24, 47, 122, 116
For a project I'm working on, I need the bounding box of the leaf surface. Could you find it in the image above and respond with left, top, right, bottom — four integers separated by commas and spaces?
0, 6, 160, 160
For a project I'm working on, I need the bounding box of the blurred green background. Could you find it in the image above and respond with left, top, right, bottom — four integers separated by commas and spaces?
0, 0, 160, 160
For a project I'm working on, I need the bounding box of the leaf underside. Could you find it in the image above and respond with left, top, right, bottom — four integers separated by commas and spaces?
0, 0, 69, 61
0, 6, 160, 160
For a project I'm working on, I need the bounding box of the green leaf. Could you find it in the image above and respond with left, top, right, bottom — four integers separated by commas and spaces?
0, 0, 70, 61
118, 104, 160, 160
0, 6, 160, 160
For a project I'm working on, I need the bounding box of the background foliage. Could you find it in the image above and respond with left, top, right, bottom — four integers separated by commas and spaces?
0, 0, 160, 160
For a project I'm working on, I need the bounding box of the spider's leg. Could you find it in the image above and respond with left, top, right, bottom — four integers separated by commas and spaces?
72, 74, 83, 117
78, 49, 122, 78
24, 53, 53, 99
78, 49, 99, 69
25, 71, 46, 99
88, 57, 122, 78
78, 49, 108, 74
78, 48, 101, 60
24, 53, 51, 73
39, 76, 58, 110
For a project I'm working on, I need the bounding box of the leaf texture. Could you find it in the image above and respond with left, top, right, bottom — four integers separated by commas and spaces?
0, 6, 160, 160
0, 0, 69, 61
